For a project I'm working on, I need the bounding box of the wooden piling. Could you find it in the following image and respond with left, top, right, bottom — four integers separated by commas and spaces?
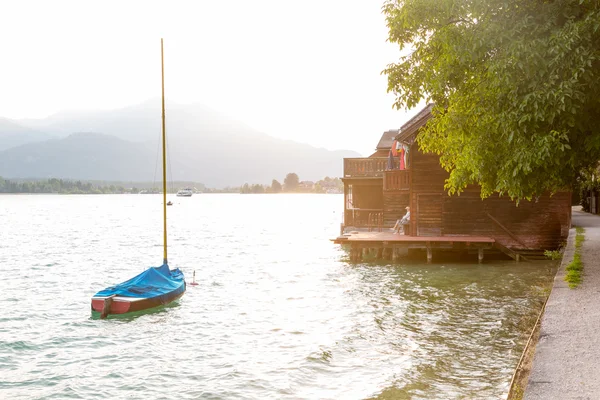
392, 247, 400, 261
333, 232, 496, 264
382, 248, 391, 260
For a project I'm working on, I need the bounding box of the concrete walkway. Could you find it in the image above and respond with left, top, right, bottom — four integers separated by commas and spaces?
525, 208, 600, 399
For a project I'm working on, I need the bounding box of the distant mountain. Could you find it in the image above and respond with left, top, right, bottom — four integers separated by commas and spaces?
0, 133, 158, 181
0, 118, 54, 151
16, 100, 250, 143
0, 101, 360, 187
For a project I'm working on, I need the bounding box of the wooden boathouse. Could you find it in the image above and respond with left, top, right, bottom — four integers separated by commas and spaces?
334, 104, 572, 262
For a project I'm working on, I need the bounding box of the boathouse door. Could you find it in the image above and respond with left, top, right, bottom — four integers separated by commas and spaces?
416, 193, 443, 236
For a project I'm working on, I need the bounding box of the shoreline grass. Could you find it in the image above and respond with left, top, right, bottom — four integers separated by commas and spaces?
565, 226, 585, 288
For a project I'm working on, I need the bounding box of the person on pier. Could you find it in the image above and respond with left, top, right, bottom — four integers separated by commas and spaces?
393, 206, 410, 234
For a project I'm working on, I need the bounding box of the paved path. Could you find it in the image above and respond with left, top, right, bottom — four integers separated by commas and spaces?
525, 208, 600, 399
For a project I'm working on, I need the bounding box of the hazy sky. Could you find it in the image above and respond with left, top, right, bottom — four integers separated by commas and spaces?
0, 0, 420, 155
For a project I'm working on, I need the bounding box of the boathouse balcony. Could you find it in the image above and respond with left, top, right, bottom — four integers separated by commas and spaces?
343, 158, 410, 190
384, 170, 410, 191
344, 157, 399, 178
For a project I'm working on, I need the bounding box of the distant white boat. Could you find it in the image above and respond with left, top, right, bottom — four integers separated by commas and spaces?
176, 188, 193, 197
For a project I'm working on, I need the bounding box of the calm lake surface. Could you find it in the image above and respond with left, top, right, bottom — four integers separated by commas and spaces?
0, 194, 556, 399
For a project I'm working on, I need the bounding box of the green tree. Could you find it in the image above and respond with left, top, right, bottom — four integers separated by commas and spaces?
21, 182, 32, 193
333, 177, 343, 191
271, 179, 282, 193
383, 0, 600, 200
251, 184, 265, 193
284, 173, 299, 192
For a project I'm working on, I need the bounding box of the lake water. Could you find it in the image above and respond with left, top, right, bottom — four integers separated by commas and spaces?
0, 194, 556, 399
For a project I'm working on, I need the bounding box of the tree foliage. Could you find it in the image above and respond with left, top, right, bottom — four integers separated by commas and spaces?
239, 175, 341, 194
383, 0, 600, 199
574, 165, 600, 211
284, 173, 300, 192
0, 177, 129, 194
271, 179, 282, 193
240, 183, 260, 194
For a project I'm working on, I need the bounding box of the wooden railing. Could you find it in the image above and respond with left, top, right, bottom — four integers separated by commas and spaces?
344, 158, 398, 178
344, 208, 384, 229
384, 170, 410, 191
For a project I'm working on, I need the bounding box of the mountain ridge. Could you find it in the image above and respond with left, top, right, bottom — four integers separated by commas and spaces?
0, 118, 55, 151
0, 100, 360, 187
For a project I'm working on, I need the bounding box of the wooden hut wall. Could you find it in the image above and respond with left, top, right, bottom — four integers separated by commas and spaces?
383, 192, 410, 227
442, 189, 571, 250
352, 183, 384, 209
409, 148, 449, 236
410, 145, 571, 250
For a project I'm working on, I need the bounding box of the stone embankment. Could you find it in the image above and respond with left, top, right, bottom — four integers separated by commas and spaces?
525, 208, 600, 399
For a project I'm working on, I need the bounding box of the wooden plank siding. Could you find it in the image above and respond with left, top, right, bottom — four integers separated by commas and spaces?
382, 171, 411, 227
383, 191, 410, 227
417, 194, 443, 236
410, 144, 571, 250
440, 189, 571, 250
409, 148, 449, 238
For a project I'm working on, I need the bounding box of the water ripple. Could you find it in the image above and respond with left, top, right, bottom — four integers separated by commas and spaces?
0, 194, 556, 399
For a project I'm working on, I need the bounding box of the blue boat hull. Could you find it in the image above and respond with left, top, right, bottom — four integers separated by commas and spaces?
91, 264, 186, 316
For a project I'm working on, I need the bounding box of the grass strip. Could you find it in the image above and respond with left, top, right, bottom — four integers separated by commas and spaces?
564, 226, 585, 288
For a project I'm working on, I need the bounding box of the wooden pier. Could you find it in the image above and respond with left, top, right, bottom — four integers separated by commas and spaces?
332, 231, 495, 263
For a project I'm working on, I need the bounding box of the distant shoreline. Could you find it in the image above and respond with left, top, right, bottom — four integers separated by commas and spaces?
0, 192, 342, 195
0, 176, 343, 195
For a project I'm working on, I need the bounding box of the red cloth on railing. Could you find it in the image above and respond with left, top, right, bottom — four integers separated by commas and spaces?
399, 148, 405, 170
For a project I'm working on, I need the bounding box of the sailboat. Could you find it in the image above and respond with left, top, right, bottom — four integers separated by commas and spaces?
90, 39, 186, 318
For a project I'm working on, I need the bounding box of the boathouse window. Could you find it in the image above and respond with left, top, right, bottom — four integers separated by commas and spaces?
346, 185, 353, 209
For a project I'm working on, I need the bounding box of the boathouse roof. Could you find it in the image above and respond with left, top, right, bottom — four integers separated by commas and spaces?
375, 129, 400, 150
373, 104, 435, 152
396, 103, 434, 143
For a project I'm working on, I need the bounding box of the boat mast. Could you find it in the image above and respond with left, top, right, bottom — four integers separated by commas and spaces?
161, 38, 168, 265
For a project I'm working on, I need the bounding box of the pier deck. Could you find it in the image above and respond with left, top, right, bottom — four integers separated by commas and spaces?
332, 231, 495, 263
